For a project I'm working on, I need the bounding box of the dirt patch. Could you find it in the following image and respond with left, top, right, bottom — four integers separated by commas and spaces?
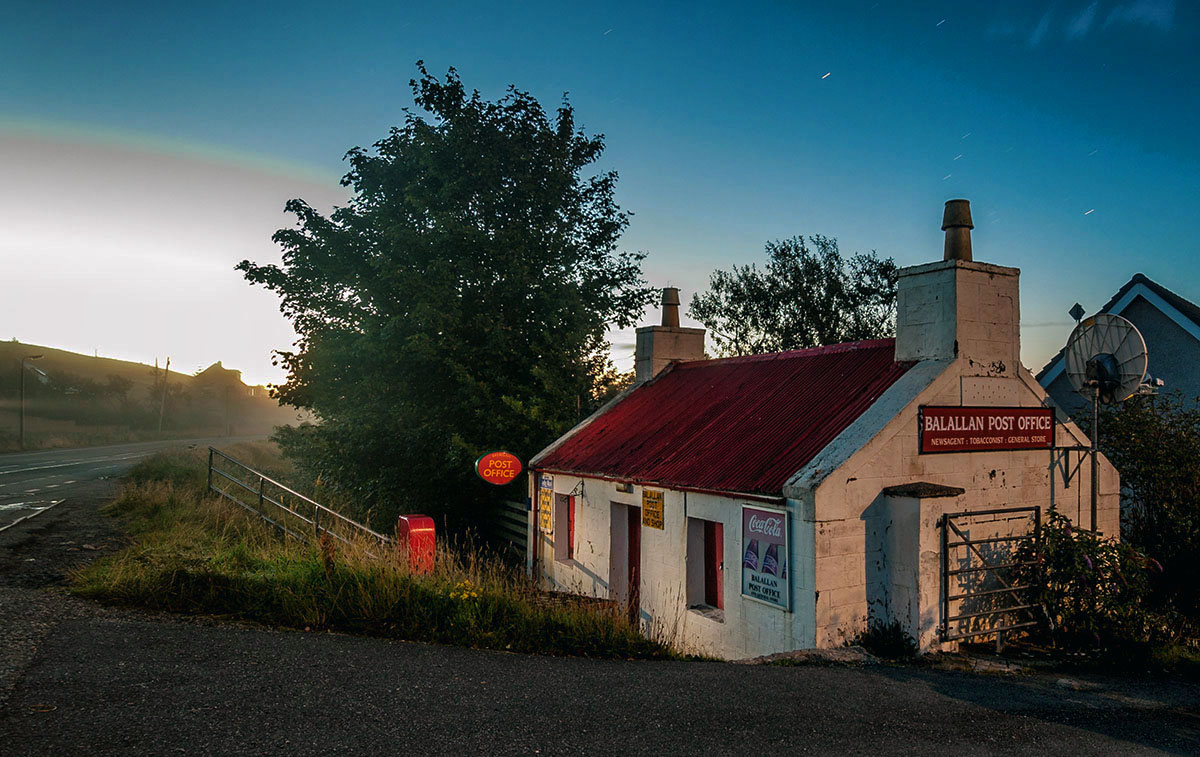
737, 645, 879, 666
0, 479, 127, 589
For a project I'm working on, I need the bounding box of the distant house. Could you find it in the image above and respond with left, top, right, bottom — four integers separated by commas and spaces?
194, 361, 250, 394
1037, 274, 1200, 416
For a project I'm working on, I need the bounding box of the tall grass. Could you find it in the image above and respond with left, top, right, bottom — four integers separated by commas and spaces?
73, 446, 673, 659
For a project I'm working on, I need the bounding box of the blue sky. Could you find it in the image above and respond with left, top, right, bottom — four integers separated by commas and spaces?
2, 0, 1196, 383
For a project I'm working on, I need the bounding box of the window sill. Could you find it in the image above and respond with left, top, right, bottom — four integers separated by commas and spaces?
688, 604, 725, 623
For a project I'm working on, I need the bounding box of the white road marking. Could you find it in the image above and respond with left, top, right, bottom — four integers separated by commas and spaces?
0, 451, 153, 477
0, 500, 56, 511
0, 499, 66, 533
0, 461, 89, 476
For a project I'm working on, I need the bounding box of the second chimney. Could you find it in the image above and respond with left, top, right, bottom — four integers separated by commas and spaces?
635, 288, 705, 382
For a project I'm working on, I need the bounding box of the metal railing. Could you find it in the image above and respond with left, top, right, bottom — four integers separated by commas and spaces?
207, 447, 393, 550
940, 506, 1041, 643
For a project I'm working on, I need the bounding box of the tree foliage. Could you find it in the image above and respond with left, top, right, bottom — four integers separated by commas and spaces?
238, 63, 654, 529
1095, 392, 1200, 621
688, 236, 898, 357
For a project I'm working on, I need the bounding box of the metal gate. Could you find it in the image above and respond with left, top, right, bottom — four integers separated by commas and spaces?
940, 506, 1041, 642
207, 447, 393, 550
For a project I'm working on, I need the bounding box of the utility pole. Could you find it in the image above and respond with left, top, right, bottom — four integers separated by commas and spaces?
18, 354, 44, 451
157, 357, 170, 434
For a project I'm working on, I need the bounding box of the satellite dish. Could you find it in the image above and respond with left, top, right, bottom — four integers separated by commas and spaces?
1064, 314, 1148, 404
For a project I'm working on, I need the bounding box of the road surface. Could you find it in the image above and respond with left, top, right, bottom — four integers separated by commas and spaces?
0, 438, 257, 532
0, 443, 1197, 755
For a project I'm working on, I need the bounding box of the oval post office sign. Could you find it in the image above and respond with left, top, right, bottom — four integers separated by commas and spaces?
475, 451, 522, 485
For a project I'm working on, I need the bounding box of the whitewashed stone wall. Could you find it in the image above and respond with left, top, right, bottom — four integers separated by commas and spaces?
529, 476, 816, 660
793, 361, 1119, 649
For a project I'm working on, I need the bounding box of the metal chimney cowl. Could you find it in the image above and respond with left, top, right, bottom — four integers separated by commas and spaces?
661, 287, 681, 328
942, 199, 973, 262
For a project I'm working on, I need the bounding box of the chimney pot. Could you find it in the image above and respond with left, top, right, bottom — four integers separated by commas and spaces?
661, 287, 681, 328
942, 199, 974, 262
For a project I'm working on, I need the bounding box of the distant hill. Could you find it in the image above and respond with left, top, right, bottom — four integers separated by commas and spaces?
0, 341, 307, 451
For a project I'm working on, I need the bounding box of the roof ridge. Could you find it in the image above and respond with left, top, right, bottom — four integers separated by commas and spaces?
677, 337, 896, 368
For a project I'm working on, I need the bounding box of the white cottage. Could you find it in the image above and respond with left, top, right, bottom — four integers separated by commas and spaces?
527, 200, 1119, 659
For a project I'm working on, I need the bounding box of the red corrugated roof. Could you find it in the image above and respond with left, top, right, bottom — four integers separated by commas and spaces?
536, 339, 913, 496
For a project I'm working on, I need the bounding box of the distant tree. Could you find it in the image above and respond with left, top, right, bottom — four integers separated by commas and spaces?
689, 236, 898, 357
104, 374, 134, 401
238, 63, 654, 529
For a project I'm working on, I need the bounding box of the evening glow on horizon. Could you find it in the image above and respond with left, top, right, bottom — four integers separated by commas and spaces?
2, 1, 1196, 385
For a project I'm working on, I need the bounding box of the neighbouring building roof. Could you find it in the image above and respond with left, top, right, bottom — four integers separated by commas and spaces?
534, 339, 914, 497
1037, 273, 1200, 384
195, 361, 244, 385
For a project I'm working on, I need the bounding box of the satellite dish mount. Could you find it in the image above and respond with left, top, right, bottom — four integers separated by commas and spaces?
1062, 313, 1149, 531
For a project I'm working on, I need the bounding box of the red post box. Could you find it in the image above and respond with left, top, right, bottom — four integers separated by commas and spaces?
396, 514, 435, 574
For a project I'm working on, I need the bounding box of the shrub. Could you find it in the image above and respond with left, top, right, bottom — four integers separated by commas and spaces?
852, 620, 917, 659
1016, 509, 1165, 649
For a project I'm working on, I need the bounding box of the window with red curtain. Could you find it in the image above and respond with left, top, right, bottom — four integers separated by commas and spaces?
704, 520, 723, 609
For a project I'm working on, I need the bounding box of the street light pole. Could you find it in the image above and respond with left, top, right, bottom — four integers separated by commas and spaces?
19, 354, 44, 451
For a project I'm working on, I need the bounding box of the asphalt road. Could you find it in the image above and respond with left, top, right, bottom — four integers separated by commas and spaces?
0, 438, 257, 532
0, 445, 1197, 755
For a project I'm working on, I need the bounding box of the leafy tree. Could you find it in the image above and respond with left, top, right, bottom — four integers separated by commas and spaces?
1094, 392, 1200, 622
689, 236, 897, 357
238, 63, 654, 529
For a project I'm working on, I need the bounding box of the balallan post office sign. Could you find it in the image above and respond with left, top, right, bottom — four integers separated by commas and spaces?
919, 406, 1053, 454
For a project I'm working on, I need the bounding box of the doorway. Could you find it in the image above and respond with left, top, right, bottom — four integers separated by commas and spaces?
609, 503, 641, 623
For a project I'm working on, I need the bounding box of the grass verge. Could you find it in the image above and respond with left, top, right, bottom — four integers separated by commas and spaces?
72, 444, 675, 660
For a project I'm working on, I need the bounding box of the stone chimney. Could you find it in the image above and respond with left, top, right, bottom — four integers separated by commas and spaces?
894, 200, 1021, 370
635, 287, 706, 382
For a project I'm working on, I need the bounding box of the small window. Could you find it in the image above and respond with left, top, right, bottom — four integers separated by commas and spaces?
554, 494, 575, 561
615, 482, 634, 494
687, 517, 724, 614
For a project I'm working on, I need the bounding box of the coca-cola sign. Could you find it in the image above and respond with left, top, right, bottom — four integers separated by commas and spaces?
746, 513, 783, 538
742, 505, 790, 611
